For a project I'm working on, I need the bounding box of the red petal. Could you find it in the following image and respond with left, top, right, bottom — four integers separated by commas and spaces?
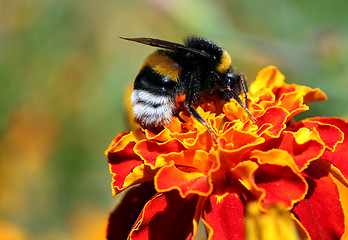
261, 129, 325, 171
281, 129, 325, 170
108, 140, 143, 194
292, 175, 345, 240
256, 107, 288, 137
155, 163, 212, 197
221, 123, 264, 150
293, 118, 343, 151
107, 182, 156, 239
313, 118, 348, 179
129, 191, 201, 240
254, 164, 308, 208
134, 139, 187, 167
202, 193, 245, 240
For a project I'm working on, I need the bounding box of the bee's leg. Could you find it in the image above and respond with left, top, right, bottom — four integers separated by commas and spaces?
184, 71, 217, 143
239, 73, 249, 109
185, 103, 217, 143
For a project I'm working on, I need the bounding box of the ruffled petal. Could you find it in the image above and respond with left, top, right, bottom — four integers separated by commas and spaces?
252, 149, 298, 171
292, 118, 344, 151
231, 161, 263, 198
107, 65, 348, 239
107, 182, 156, 239
256, 107, 288, 137
313, 118, 348, 179
134, 139, 187, 168
155, 162, 213, 197
202, 193, 245, 240
249, 66, 285, 95
292, 175, 345, 240
107, 136, 144, 195
260, 128, 325, 171
129, 191, 201, 240
278, 91, 309, 119
157, 149, 214, 172
253, 163, 308, 209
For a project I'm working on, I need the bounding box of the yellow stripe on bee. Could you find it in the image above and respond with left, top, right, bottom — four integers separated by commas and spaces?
217, 50, 232, 73
141, 52, 182, 82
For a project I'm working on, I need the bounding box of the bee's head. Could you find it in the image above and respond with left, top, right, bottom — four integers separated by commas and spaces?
210, 69, 241, 103
226, 71, 239, 90
212, 68, 237, 90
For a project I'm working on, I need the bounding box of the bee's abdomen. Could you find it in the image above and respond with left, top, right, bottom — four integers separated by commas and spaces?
131, 67, 177, 126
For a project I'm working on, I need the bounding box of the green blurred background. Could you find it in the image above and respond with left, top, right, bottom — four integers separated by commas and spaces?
1, 0, 347, 239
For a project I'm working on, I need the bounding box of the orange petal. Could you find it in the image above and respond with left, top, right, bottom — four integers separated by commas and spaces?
299, 85, 327, 104
220, 123, 264, 150
155, 163, 213, 197
278, 91, 309, 119
106, 130, 144, 153
252, 149, 298, 171
157, 150, 214, 172
249, 66, 285, 96
144, 128, 173, 142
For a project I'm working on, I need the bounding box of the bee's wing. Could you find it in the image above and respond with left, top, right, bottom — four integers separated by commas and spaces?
120, 37, 210, 58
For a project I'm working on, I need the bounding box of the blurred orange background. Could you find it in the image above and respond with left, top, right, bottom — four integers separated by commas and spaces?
1, 0, 347, 239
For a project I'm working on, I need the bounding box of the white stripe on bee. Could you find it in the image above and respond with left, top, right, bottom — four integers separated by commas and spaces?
132, 97, 175, 126
131, 90, 170, 106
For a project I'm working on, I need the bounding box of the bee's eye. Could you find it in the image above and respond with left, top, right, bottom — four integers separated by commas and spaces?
226, 72, 234, 78
226, 72, 237, 87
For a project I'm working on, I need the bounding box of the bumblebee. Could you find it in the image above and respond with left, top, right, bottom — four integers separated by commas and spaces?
121, 36, 256, 141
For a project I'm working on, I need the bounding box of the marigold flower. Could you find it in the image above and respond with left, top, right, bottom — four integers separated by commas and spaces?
106, 66, 348, 240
